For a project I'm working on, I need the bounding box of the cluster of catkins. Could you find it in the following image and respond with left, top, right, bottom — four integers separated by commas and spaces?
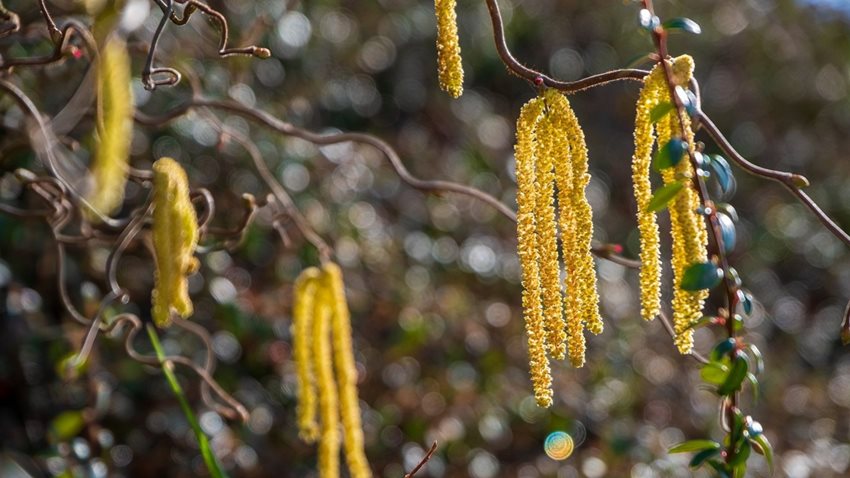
513, 56, 710, 407
514, 89, 603, 408
293, 263, 371, 478
632, 55, 709, 354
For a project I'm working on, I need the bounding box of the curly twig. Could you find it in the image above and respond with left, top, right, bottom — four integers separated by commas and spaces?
696, 110, 850, 249
483, 0, 648, 92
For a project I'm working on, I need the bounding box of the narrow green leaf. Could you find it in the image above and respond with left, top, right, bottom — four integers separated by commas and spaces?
653, 138, 687, 171
681, 262, 723, 291
707, 460, 732, 478
718, 354, 749, 395
751, 434, 774, 474
663, 17, 702, 35
669, 440, 721, 454
650, 102, 674, 123
690, 448, 721, 468
147, 325, 229, 478
700, 362, 729, 385
647, 181, 684, 212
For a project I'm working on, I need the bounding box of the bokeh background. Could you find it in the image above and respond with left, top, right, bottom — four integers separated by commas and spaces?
2, 0, 850, 476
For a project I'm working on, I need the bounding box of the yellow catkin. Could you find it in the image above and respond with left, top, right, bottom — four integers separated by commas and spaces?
545, 90, 603, 341
86, 37, 133, 219
151, 158, 199, 328
546, 112, 585, 368
534, 101, 567, 361
514, 96, 552, 407
654, 55, 709, 354
313, 282, 340, 478
324, 263, 371, 478
293, 267, 321, 443
434, 0, 463, 98
631, 64, 667, 322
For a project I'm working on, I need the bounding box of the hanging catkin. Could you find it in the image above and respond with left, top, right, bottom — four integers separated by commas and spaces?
293, 267, 321, 443
151, 158, 199, 328
632, 65, 666, 322
312, 280, 340, 478
631, 55, 709, 354
514, 96, 552, 407
293, 262, 371, 477
514, 88, 603, 406
434, 0, 463, 98
86, 36, 133, 220
324, 263, 371, 478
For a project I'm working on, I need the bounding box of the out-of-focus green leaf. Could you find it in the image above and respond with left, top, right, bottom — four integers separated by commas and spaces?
50, 410, 85, 441
718, 212, 736, 253
669, 439, 721, 454
650, 102, 674, 123
690, 447, 721, 468
709, 155, 734, 195
647, 181, 684, 212
663, 17, 702, 34
681, 262, 723, 291
718, 353, 749, 395
653, 138, 687, 171
701, 362, 728, 385
751, 433, 774, 474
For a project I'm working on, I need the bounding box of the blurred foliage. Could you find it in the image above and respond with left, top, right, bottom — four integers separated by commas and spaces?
2, 0, 850, 477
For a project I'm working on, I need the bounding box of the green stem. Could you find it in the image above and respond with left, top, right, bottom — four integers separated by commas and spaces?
146, 324, 229, 478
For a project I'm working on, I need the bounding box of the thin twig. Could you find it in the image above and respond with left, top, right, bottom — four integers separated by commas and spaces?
484, 0, 648, 92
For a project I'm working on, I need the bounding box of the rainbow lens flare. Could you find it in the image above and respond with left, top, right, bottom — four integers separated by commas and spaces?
544, 431, 574, 460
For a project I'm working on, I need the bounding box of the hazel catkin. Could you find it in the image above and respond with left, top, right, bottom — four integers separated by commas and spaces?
514, 88, 603, 406
434, 0, 463, 98
86, 36, 133, 220
151, 157, 199, 328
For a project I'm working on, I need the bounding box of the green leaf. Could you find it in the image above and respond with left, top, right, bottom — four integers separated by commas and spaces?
707, 460, 731, 478
710, 338, 737, 362
681, 262, 723, 291
686, 315, 716, 331
718, 353, 749, 395
690, 448, 721, 468
710, 155, 735, 196
653, 138, 688, 171
147, 325, 230, 478
746, 373, 760, 403
729, 439, 752, 467
718, 212, 736, 253
650, 102, 674, 123
750, 434, 774, 474
647, 181, 684, 212
50, 410, 85, 441
669, 439, 721, 454
700, 362, 729, 385
663, 17, 702, 35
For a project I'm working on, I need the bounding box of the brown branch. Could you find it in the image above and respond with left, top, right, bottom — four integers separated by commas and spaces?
696, 110, 850, 249
404, 442, 438, 478
484, 0, 648, 92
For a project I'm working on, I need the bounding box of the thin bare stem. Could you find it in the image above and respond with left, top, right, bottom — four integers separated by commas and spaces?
484, 0, 648, 92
